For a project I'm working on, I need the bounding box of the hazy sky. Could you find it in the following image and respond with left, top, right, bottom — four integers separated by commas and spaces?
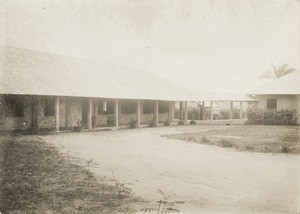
1, 0, 299, 93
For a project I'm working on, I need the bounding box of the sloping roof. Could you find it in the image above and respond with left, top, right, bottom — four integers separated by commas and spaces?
0, 46, 194, 101
249, 72, 300, 95
192, 92, 258, 102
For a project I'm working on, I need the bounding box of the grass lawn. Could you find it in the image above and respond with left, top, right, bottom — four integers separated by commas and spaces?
0, 136, 136, 214
165, 125, 300, 154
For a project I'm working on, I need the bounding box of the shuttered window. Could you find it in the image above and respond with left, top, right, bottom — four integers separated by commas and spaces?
266, 99, 277, 110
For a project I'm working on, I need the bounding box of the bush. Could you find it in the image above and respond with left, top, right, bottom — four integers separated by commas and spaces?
246, 109, 298, 126
281, 143, 295, 153
218, 138, 234, 147
201, 136, 211, 144
245, 143, 254, 150
190, 120, 196, 125
149, 118, 156, 127
218, 108, 241, 120
176, 107, 207, 120
188, 109, 201, 120
107, 115, 115, 127
130, 118, 138, 129
164, 119, 171, 126
178, 120, 185, 125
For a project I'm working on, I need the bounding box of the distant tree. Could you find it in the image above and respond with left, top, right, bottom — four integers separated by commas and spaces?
260, 63, 296, 79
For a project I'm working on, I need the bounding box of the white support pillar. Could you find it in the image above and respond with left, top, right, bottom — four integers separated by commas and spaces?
87, 98, 93, 130
94, 99, 98, 123
184, 101, 188, 122
240, 101, 243, 119
115, 100, 119, 128
230, 101, 233, 125
55, 96, 60, 133
137, 100, 141, 128
179, 101, 183, 120
198, 102, 201, 120
172, 102, 175, 124
202, 101, 206, 120
154, 100, 159, 126
210, 101, 214, 124
168, 101, 173, 123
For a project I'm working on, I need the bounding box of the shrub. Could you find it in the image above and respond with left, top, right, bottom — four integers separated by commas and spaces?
190, 120, 196, 125
201, 136, 210, 144
164, 119, 171, 126
218, 108, 241, 120
130, 118, 138, 129
150, 118, 156, 127
176, 107, 208, 120
186, 136, 196, 142
107, 115, 115, 127
141, 189, 185, 214
246, 109, 298, 126
245, 143, 254, 150
178, 120, 185, 125
74, 119, 82, 132
218, 138, 234, 147
187, 108, 201, 120
282, 131, 300, 142
281, 143, 295, 153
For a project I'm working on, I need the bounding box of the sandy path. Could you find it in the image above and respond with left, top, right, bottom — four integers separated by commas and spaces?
43, 125, 300, 213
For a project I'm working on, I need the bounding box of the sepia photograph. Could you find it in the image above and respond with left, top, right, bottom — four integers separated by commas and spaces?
0, 0, 299, 213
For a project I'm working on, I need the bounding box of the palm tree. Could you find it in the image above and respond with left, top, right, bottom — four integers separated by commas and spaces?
260, 63, 296, 79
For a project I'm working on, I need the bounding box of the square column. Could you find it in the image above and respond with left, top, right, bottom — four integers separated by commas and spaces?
154, 100, 159, 126
168, 101, 174, 124
179, 101, 183, 120
202, 101, 206, 120
172, 102, 175, 124
210, 101, 213, 124
184, 101, 188, 121
240, 101, 243, 119
198, 102, 201, 120
55, 96, 60, 133
87, 98, 93, 130
115, 100, 119, 128
137, 100, 141, 127
230, 101, 233, 125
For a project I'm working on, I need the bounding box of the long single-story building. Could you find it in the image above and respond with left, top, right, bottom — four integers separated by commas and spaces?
249, 72, 300, 117
0, 46, 195, 133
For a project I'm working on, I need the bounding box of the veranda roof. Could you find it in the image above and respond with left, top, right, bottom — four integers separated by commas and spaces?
249, 72, 300, 95
0, 46, 194, 101
192, 92, 258, 102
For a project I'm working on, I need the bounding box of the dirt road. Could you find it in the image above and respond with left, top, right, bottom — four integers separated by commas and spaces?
44, 125, 300, 213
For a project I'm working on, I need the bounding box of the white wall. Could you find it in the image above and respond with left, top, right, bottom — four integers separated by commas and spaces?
256, 95, 300, 123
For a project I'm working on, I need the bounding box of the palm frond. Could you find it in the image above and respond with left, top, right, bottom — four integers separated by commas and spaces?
259, 70, 275, 79
173, 201, 185, 204
163, 207, 180, 213
140, 208, 157, 212
261, 63, 296, 79
157, 189, 170, 199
